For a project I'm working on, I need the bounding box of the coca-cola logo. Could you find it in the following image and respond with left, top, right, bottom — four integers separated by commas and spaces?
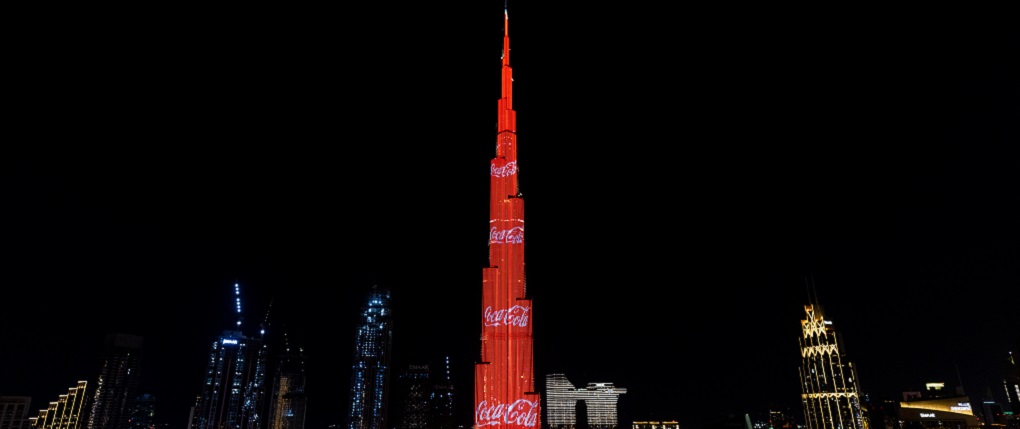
491, 161, 517, 178
489, 226, 524, 244
484, 305, 530, 327
475, 399, 539, 427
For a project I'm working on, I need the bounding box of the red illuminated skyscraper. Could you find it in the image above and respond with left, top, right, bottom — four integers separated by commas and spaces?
473, 4, 539, 428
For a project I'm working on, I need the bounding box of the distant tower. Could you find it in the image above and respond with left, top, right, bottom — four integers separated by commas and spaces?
545, 374, 627, 429
88, 333, 143, 429
798, 303, 869, 429
430, 357, 454, 429
269, 333, 307, 429
394, 364, 431, 429
1005, 349, 1020, 412
346, 286, 393, 429
190, 282, 269, 429
1, 397, 32, 429
28, 381, 89, 429
128, 394, 156, 429
474, 3, 540, 428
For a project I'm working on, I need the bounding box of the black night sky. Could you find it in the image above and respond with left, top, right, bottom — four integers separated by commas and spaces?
2, 3, 1018, 429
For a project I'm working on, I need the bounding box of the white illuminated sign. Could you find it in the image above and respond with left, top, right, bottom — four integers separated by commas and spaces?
484, 305, 530, 327
950, 403, 971, 412
222, 339, 238, 345
475, 399, 538, 427
491, 161, 517, 178
919, 413, 935, 418
490, 226, 524, 244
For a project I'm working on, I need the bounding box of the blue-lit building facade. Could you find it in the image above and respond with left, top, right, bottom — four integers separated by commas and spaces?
189, 283, 269, 429
346, 286, 393, 429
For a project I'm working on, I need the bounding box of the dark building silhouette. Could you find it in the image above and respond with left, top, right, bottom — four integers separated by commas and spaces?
128, 394, 155, 429
269, 340, 307, 429
88, 333, 143, 429
1, 397, 32, 429
189, 282, 269, 429
798, 302, 870, 429
346, 286, 393, 429
1005, 350, 1019, 412
394, 364, 430, 429
429, 357, 454, 429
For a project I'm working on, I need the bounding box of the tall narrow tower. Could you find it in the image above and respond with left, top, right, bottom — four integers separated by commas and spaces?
190, 282, 269, 429
474, 3, 540, 428
798, 303, 869, 429
346, 286, 393, 429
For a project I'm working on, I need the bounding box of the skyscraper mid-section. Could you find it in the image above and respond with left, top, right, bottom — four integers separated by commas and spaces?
346, 286, 393, 429
798, 303, 869, 429
474, 4, 539, 428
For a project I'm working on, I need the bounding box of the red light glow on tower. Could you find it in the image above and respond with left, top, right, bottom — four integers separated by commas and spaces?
473, 4, 540, 429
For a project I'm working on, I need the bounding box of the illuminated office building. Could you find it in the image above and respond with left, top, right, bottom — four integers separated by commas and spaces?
88, 333, 143, 429
28, 381, 89, 429
474, 4, 540, 428
190, 282, 269, 429
394, 365, 430, 429
128, 394, 155, 429
897, 395, 979, 429
632, 422, 680, 429
269, 343, 307, 429
546, 374, 627, 429
346, 286, 393, 429
1005, 350, 1020, 412
1, 397, 32, 429
430, 357, 455, 429
798, 303, 870, 429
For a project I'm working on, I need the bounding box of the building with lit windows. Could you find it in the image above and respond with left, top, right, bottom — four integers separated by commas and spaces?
1005, 350, 1020, 412
394, 364, 430, 429
189, 282, 269, 429
346, 286, 393, 429
269, 343, 307, 429
88, 333, 143, 429
632, 422, 680, 429
430, 357, 455, 429
798, 303, 870, 429
897, 395, 979, 429
1, 397, 32, 429
128, 394, 155, 429
28, 381, 89, 429
474, 4, 540, 428
546, 374, 627, 429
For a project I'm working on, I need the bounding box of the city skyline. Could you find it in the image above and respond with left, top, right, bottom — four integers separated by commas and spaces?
3, 2, 1017, 429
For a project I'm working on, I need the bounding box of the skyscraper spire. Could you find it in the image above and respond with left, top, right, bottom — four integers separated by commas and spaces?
475, 2, 538, 427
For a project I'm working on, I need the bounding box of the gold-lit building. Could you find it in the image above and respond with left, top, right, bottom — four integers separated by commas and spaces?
28, 381, 88, 429
798, 303, 870, 429
898, 396, 980, 429
632, 421, 680, 429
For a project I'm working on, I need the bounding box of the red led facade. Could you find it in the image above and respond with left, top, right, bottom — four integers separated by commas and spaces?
474, 6, 539, 428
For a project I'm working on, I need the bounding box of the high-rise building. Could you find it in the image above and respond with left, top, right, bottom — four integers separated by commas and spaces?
88, 333, 143, 429
798, 303, 870, 429
128, 394, 155, 429
394, 364, 431, 429
430, 357, 455, 429
346, 286, 393, 429
269, 341, 307, 429
1005, 350, 1019, 412
28, 381, 89, 429
474, 4, 540, 429
1, 397, 32, 429
631, 422, 680, 429
190, 282, 269, 429
545, 374, 627, 429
